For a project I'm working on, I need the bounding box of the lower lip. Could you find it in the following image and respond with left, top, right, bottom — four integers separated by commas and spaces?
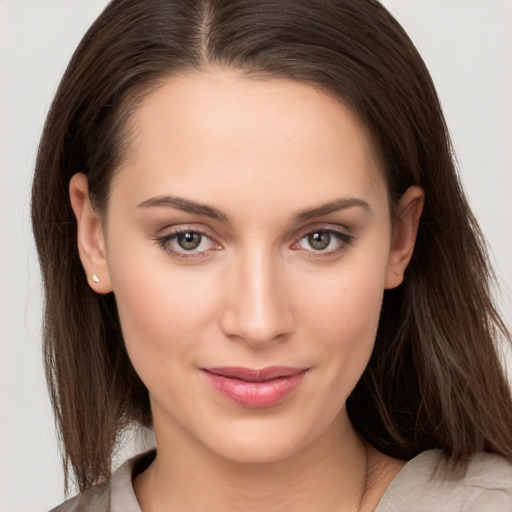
203, 370, 307, 408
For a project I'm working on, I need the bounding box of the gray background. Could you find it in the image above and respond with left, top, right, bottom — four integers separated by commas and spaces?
1, 1, 511, 510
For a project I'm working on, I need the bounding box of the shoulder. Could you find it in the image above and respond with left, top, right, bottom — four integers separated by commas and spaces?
376, 449, 512, 512
48, 480, 110, 512
47, 450, 155, 512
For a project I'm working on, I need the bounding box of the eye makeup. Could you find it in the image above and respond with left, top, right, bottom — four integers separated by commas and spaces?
153, 226, 222, 261
153, 222, 355, 263
292, 227, 354, 260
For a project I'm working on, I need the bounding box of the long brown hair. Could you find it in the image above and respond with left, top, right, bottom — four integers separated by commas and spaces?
32, 0, 512, 493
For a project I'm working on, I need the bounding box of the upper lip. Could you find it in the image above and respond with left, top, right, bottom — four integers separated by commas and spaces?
203, 366, 308, 382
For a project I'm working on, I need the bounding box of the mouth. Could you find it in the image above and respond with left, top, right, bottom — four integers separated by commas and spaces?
202, 366, 309, 408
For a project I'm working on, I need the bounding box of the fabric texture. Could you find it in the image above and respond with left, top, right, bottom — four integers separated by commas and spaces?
49, 449, 512, 511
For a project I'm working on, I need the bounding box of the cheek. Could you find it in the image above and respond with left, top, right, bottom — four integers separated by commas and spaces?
106, 233, 221, 381
303, 246, 388, 337
298, 250, 389, 390
115, 272, 214, 341
311, 273, 384, 360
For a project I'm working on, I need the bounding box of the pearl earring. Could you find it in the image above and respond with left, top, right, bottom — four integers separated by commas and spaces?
91, 273, 101, 283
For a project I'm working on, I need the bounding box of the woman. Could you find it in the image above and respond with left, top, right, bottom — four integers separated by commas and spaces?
32, 0, 512, 510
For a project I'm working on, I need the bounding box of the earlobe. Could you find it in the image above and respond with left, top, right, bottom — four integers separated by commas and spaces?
69, 173, 113, 294
385, 185, 425, 290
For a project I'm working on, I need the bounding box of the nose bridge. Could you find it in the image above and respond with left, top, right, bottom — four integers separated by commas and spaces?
221, 244, 293, 346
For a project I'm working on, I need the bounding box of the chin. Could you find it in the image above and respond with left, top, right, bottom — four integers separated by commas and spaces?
210, 437, 303, 465
198, 415, 328, 466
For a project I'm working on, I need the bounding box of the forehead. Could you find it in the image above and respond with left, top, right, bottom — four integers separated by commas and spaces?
112, 69, 387, 216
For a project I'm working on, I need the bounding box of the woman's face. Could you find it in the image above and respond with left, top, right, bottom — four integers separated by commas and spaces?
73, 69, 421, 463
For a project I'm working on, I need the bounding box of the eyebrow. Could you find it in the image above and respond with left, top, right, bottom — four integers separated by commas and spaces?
137, 195, 230, 222
136, 195, 370, 223
294, 197, 371, 222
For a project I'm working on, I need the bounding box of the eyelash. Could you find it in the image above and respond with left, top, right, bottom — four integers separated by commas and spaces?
293, 228, 354, 259
154, 226, 354, 261
154, 227, 220, 261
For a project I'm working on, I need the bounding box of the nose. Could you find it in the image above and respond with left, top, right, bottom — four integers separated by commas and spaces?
219, 248, 295, 348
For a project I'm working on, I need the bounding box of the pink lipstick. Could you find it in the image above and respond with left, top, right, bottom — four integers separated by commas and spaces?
202, 366, 308, 408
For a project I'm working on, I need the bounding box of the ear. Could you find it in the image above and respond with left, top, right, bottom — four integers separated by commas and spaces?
69, 173, 113, 293
385, 185, 425, 289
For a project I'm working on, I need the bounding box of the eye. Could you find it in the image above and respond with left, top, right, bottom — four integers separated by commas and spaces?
306, 231, 333, 251
293, 228, 354, 256
154, 228, 221, 259
176, 231, 204, 250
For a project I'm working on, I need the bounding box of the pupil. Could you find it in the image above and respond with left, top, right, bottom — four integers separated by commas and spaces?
308, 232, 330, 250
177, 232, 201, 250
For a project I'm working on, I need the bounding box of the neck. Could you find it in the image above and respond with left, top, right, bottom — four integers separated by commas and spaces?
134, 412, 371, 512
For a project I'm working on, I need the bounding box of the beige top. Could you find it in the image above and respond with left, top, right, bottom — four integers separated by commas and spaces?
49, 449, 512, 511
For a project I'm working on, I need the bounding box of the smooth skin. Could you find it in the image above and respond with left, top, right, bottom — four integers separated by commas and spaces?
70, 69, 424, 511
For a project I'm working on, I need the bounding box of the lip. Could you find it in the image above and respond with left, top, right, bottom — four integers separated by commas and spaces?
202, 366, 308, 408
